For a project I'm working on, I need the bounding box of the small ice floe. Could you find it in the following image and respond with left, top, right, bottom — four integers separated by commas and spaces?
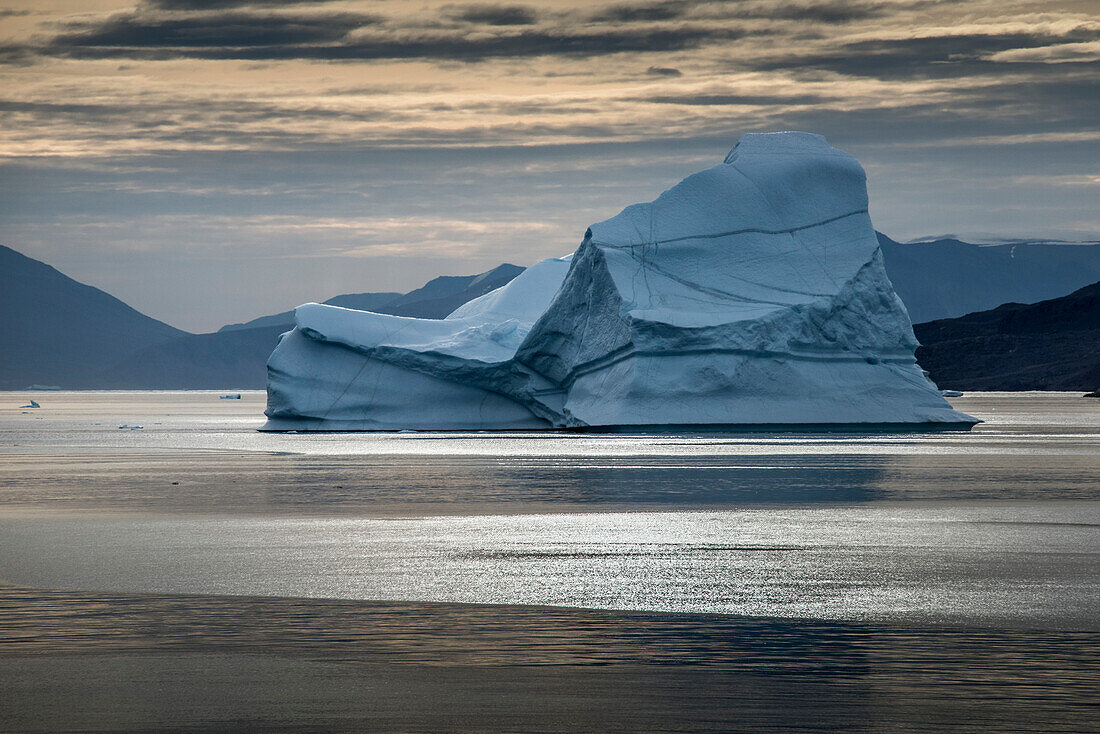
20, 400, 40, 408
118, 424, 144, 430
941, 390, 964, 398
219, 394, 242, 399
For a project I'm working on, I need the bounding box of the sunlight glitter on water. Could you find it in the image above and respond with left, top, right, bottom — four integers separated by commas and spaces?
0, 503, 1095, 627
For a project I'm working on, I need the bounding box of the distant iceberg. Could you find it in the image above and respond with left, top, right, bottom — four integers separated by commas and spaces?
263, 132, 976, 431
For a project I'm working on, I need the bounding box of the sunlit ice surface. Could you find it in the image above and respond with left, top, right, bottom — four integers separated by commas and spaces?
0, 390, 1097, 628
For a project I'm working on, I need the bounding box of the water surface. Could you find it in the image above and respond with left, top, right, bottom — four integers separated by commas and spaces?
1, 390, 1096, 628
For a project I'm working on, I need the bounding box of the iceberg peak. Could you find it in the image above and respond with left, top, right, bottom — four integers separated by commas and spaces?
723, 131, 834, 164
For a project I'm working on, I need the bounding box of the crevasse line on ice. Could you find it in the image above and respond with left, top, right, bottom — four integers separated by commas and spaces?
589, 208, 869, 249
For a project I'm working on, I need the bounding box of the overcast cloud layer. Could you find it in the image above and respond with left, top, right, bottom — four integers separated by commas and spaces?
0, 0, 1097, 331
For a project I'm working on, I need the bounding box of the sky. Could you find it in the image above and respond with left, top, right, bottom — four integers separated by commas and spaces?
0, 0, 1097, 332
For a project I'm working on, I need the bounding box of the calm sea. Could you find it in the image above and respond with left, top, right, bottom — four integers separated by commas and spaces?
1, 390, 1097, 627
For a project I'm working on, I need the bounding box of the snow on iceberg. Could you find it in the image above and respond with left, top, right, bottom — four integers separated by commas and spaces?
263, 132, 977, 431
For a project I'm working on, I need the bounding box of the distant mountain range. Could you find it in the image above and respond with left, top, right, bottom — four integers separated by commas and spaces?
218, 292, 401, 333
106, 265, 526, 389
878, 234, 1100, 323
219, 264, 522, 332
2, 238, 1099, 390
915, 281, 1100, 391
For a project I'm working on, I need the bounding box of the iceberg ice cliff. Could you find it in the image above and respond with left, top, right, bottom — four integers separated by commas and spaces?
263, 132, 976, 431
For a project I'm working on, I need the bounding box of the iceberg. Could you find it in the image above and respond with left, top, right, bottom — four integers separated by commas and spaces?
263, 132, 976, 431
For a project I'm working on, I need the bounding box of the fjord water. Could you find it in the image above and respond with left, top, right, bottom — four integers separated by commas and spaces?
1, 391, 1097, 731
0, 391, 1097, 626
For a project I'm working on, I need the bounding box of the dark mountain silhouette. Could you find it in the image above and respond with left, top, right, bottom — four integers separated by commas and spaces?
219, 292, 401, 332
878, 234, 1100, 323
91, 325, 288, 390
219, 264, 524, 333
379, 264, 524, 319
89, 264, 525, 389
914, 282, 1100, 391
0, 244, 188, 389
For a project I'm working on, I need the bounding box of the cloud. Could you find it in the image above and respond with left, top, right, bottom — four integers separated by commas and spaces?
49, 11, 381, 50
645, 65, 682, 76
145, 0, 338, 8
1010, 173, 1100, 187
589, 2, 688, 23
987, 40, 1100, 64
0, 43, 34, 64
1, 57, 1094, 158
643, 92, 826, 105
442, 4, 538, 26
754, 31, 1100, 79
0, 99, 124, 116
40, 17, 750, 61
735, 1, 894, 24
587, 0, 889, 25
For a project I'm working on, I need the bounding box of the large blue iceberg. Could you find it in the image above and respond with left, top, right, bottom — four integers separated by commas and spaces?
263, 132, 976, 430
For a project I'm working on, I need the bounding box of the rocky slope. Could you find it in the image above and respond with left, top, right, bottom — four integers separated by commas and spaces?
915, 282, 1100, 391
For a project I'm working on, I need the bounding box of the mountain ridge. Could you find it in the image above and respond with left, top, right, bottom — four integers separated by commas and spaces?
217, 264, 524, 333
0, 244, 189, 390
219, 292, 402, 333
877, 234, 1100, 323
914, 281, 1100, 391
